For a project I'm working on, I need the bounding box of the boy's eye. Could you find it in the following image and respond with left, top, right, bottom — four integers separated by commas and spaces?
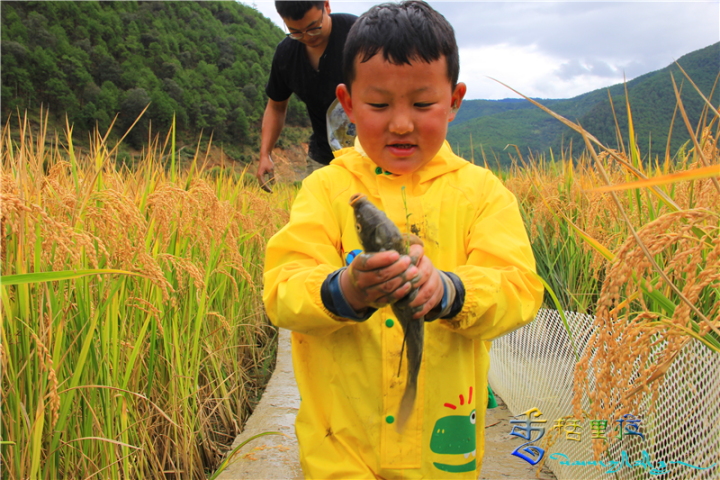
414, 102, 434, 108
368, 103, 388, 109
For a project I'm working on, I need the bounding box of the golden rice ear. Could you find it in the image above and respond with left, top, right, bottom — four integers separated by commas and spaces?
349, 193, 366, 206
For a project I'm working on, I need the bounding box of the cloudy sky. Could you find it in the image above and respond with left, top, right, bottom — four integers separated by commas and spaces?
248, 1, 719, 100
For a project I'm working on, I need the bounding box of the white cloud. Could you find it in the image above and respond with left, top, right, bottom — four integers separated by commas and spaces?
457, 43, 631, 99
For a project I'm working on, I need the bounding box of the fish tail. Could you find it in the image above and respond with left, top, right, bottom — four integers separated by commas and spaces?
395, 313, 423, 433
397, 326, 410, 377
395, 377, 417, 433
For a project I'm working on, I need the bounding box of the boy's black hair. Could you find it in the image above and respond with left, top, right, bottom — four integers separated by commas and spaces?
275, 1, 325, 21
342, 1, 459, 90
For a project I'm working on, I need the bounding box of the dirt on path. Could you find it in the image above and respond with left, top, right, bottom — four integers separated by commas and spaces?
216, 330, 557, 480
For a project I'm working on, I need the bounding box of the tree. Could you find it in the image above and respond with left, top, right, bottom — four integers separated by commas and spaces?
231, 107, 249, 144
93, 55, 123, 86
79, 101, 97, 130
45, 78, 79, 117
120, 88, 151, 147
149, 88, 175, 130
162, 78, 184, 102
97, 81, 120, 116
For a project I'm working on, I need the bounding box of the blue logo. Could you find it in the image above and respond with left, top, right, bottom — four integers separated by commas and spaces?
345, 249, 362, 265
549, 451, 717, 476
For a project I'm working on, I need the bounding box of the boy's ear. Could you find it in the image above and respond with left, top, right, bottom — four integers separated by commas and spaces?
448, 82, 467, 122
336, 84, 355, 123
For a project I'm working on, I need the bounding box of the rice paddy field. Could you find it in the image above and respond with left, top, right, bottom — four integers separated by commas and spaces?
500, 86, 720, 437
1, 113, 295, 479
1, 74, 718, 478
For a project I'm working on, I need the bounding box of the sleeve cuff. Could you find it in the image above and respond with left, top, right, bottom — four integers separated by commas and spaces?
321, 268, 376, 322
440, 271, 465, 320
425, 270, 456, 322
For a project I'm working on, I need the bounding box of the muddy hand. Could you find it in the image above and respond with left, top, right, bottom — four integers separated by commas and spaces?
340, 250, 420, 312
405, 243, 444, 319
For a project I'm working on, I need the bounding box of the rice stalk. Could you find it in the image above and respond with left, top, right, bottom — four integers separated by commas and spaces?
1, 110, 296, 479
493, 72, 719, 461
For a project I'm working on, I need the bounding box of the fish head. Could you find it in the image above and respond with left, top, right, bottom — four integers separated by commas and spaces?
349, 193, 405, 253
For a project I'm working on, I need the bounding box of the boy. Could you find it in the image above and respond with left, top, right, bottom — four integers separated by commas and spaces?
263, 2, 543, 478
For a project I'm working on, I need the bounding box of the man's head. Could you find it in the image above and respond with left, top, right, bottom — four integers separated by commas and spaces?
275, 1, 331, 48
336, 1, 466, 175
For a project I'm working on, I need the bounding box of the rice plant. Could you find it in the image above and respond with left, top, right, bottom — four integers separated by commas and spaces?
1, 111, 295, 479
499, 71, 720, 459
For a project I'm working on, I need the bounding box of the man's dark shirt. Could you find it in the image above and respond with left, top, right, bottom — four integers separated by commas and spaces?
265, 13, 357, 165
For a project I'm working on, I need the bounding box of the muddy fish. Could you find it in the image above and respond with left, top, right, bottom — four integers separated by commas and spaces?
349, 193, 423, 432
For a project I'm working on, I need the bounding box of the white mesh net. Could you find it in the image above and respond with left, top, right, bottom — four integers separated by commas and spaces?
488, 308, 720, 480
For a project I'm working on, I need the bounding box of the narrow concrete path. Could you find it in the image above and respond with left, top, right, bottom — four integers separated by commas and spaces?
216, 328, 303, 480
216, 330, 556, 480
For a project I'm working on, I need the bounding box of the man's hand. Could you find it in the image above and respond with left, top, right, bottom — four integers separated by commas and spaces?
256, 154, 275, 192
340, 251, 418, 312
405, 243, 444, 319
258, 98, 289, 192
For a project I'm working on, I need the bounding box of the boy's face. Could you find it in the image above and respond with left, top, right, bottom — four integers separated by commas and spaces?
336, 55, 466, 175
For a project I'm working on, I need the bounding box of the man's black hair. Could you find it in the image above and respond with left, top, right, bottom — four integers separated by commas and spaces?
275, 1, 325, 21
342, 1, 459, 90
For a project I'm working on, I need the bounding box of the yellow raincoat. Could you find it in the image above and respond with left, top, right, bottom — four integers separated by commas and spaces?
264, 141, 543, 479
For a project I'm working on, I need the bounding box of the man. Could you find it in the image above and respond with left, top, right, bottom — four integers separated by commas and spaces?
256, 1, 357, 190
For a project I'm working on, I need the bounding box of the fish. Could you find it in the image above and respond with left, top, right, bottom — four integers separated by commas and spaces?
349, 192, 424, 432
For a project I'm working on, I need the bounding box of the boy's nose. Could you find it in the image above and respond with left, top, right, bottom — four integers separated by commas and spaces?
389, 109, 414, 135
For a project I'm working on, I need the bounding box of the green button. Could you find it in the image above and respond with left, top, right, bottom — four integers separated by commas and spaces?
385, 319, 394, 328
375, 166, 383, 175
386, 415, 395, 424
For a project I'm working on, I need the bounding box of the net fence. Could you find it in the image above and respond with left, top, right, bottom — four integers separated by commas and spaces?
488, 308, 720, 480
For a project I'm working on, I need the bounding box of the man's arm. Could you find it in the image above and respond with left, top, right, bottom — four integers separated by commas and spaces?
257, 97, 290, 191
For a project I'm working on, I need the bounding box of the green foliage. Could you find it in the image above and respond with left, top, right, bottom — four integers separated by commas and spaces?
287, 93, 311, 127
448, 42, 720, 167
0, 1, 310, 148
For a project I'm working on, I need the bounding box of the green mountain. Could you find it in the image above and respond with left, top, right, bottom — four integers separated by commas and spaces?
448, 42, 720, 167
1, 1, 309, 154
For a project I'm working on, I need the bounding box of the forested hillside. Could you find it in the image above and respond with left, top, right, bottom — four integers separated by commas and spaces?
448, 42, 720, 166
561, 43, 720, 158
1, 1, 308, 153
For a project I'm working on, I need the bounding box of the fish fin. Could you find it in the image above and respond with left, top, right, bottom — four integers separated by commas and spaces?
403, 233, 424, 247
395, 384, 417, 433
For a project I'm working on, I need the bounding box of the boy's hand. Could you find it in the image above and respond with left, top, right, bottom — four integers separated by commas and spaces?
405, 244, 445, 319
340, 251, 418, 312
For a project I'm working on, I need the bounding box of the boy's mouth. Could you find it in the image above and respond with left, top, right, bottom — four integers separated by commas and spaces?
387, 143, 417, 157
